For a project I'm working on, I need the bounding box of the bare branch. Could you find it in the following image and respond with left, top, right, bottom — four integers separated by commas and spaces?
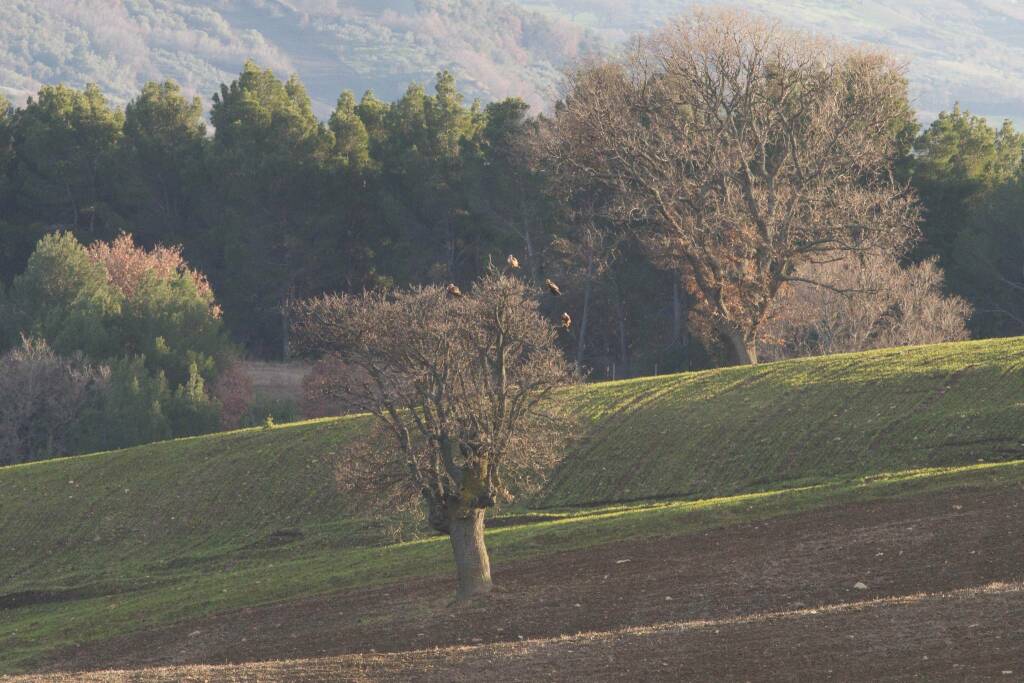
537, 8, 920, 364
290, 273, 578, 534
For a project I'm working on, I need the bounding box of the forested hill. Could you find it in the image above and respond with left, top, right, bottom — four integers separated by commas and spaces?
2, 1, 1023, 125
524, 0, 1024, 126
0, 0, 598, 115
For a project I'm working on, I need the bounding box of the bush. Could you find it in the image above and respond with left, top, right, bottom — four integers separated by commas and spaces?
760, 254, 972, 361
2, 232, 238, 454
210, 361, 254, 429
166, 362, 222, 437
73, 356, 173, 453
0, 337, 108, 465
241, 395, 298, 427
74, 358, 221, 453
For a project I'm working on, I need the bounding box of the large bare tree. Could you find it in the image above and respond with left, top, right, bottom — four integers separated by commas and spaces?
538, 9, 920, 364
290, 271, 575, 599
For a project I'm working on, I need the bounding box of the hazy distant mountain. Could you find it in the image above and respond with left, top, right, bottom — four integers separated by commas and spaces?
2, 0, 1022, 125
0, 0, 597, 115
522, 0, 1024, 125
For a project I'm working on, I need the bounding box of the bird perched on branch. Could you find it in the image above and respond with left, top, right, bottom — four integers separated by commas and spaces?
561, 312, 572, 330
506, 254, 520, 270
446, 283, 463, 298
545, 278, 562, 296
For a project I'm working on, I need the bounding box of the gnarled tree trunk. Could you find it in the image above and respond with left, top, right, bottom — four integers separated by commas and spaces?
449, 507, 492, 600
717, 321, 758, 366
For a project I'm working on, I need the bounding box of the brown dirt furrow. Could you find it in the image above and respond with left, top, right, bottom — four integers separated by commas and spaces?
28, 483, 1024, 677
14, 582, 1024, 682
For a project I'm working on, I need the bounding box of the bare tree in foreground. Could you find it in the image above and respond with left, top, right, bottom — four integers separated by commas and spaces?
291, 272, 575, 599
539, 9, 920, 364
759, 254, 972, 361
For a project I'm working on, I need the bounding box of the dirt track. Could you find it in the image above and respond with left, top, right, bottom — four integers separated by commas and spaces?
24, 582, 1024, 681
22, 483, 1024, 680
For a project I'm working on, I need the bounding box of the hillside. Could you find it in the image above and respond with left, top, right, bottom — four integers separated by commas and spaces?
2, 1, 1023, 125
2, 337, 1024, 674
5, 337, 1022, 584
525, 0, 1024, 124
545, 337, 1024, 505
0, 0, 598, 115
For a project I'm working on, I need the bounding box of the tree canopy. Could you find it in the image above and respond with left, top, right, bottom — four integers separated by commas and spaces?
291, 271, 575, 599
0, 33, 1015, 379
538, 10, 921, 364
0, 232, 230, 459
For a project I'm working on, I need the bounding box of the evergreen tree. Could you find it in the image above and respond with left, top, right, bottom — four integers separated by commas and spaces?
912, 105, 1024, 261
209, 62, 337, 357
8, 84, 124, 239
0, 95, 12, 206
355, 90, 390, 154
375, 72, 487, 283
120, 81, 209, 249
912, 106, 1024, 335
329, 91, 371, 170
3, 232, 119, 357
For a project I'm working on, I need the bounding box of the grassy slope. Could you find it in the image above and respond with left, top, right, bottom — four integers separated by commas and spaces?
0, 416, 374, 590
549, 337, 1024, 505
2, 337, 1024, 672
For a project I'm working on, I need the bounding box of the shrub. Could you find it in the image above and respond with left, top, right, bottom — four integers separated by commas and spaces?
210, 361, 254, 429
241, 395, 298, 427
166, 361, 222, 437
0, 337, 108, 465
74, 358, 221, 453
760, 254, 972, 361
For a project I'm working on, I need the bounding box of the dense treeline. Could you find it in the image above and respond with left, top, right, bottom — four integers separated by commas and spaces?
911, 106, 1024, 336
0, 57, 1022, 380
0, 66, 560, 362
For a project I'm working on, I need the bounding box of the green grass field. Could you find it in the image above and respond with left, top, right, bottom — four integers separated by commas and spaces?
547, 337, 1024, 505
2, 337, 1024, 673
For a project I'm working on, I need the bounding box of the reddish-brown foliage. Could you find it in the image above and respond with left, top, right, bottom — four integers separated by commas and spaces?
300, 356, 373, 418
210, 361, 254, 430
87, 233, 221, 318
